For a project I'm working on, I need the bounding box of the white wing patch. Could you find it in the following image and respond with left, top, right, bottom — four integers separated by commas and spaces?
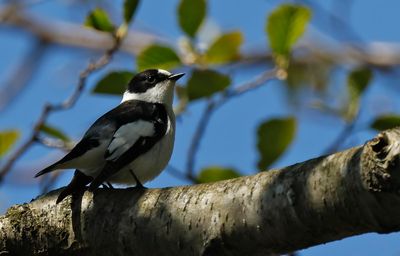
106, 120, 155, 161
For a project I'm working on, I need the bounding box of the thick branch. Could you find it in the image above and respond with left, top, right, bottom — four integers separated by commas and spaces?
1, 129, 400, 255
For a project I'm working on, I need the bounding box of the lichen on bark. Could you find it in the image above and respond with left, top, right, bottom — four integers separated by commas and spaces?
1, 129, 400, 255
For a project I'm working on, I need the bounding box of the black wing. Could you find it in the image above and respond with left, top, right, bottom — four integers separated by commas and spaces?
87, 101, 169, 190
35, 100, 167, 178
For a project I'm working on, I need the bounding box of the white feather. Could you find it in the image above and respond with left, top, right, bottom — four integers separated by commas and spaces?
121, 80, 175, 105
57, 140, 108, 171
109, 111, 175, 184
106, 120, 154, 161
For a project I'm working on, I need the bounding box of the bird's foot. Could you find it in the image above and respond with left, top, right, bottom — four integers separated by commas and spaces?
101, 182, 114, 189
129, 169, 147, 189
134, 182, 147, 189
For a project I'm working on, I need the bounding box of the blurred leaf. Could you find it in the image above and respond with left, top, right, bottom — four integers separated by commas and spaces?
266, 4, 311, 66
348, 67, 373, 97
178, 0, 206, 38
198, 166, 241, 183
92, 71, 134, 95
137, 45, 181, 71
257, 117, 297, 170
39, 125, 70, 142
186, 69, 230, 101
285, 60, 333, 106
174, 85, 189, 115
346, 67, 373, 120
85, 8, 115, 32
123, 0, 140, 23
286, 61, 331, 91
371, 114, 400, 131
204, 31, 243, 64
0, 130, 20, 157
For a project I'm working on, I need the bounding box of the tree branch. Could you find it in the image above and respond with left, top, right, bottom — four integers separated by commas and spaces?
0, 6, 160, 55
185, 68, 279, 180
185, 100, 215, 180
4, 6, 400, 69
0, 39, 48, 111
0, 30, 124, 183
2, 128, 400, 255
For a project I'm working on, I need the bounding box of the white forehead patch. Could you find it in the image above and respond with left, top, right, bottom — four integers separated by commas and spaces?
157, 69, 171, 76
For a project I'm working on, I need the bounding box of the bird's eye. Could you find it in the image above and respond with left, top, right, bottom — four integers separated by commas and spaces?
147, 76, 156, 83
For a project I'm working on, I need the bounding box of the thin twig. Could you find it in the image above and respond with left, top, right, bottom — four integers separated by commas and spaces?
39, 172, 61, 194
166, 165, 196, 183
185, 68, 279, 180
36, 136, 72, 151
220, 68, 279, 104
323, 118, 357, 155
0, 39, 48, 111
186, 100, 216, 180
298, 0, 364, 43
0, 35, 123, 183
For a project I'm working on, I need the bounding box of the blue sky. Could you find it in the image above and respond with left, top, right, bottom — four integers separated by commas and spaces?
1, 0, 400, 255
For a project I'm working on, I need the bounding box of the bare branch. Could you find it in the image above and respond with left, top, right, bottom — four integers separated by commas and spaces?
324, 118, 357, 154
35, 136, 72, 151
39, 172, 61, 194
0, 39, 48, 111
166, 165, 194, 183
0, 30, 124, 183
222, 68, 280, 101
186, 100, 216, 180
0, 6, 161, 55
3, 6, 400, 69
298, 0, 364, 43
2, 129, 400, 255
185, 68, 279, 179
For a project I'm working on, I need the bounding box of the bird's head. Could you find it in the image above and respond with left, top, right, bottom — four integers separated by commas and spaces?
122, 69, 184, 106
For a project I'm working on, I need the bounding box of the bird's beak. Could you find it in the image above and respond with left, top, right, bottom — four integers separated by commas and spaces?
168, 73, 185, 81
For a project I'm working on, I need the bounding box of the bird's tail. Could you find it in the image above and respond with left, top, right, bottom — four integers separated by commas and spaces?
34, 162, 60, 178
56, 170, 93, 203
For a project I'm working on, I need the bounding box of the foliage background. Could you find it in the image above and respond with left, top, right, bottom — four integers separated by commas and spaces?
1, 0, 400, 255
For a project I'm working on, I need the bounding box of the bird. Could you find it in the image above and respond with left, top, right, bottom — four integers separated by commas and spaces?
35, 69, 184, 203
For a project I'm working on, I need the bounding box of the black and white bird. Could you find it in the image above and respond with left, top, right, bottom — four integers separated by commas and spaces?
35, 69, 184, 203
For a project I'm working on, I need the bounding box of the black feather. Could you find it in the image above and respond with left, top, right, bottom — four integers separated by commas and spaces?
34, 162, 60, 178
56, 170, 93, 203
89, 102, 168, 190
33, 137, 100, 178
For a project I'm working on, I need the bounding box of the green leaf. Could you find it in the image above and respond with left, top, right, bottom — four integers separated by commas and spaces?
346, 67, 373, 120
123, 0, 140, 23
186, 69, 231, 101
257, 117, 297, 170
0, 130, 20, 157
266, 4, 311, 65
371, 114, 400, 131
137, 45, 181, 71
92, 71, 135, 95
204, 31, 243, 64
178, 0, 206, 38
39, 125, 70, 142
348, 67, 373, 98
198, 166, 241, 183
85, 8, 114, 32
